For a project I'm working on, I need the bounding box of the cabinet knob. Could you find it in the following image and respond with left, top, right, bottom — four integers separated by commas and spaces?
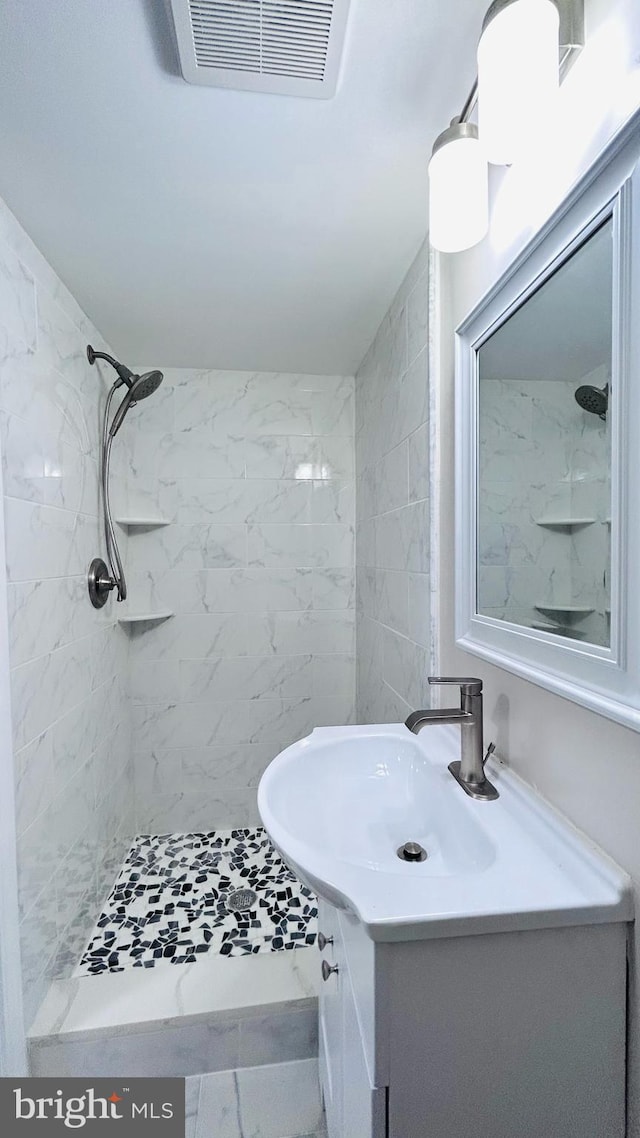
321, 959, 339, 982
318, 932, 334, 951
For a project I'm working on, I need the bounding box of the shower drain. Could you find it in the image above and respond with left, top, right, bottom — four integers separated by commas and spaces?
225, 887, 258, 912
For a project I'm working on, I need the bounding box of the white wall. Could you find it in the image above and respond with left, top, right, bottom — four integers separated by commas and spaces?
437, 0, 640, 1130
121, 367, 356, 832
0, 196, 134, 1030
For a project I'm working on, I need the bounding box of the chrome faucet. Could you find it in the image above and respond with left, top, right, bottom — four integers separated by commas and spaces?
405, 676, 499, 801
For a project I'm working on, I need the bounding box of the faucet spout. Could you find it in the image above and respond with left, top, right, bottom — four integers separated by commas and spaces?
405, 676, 499, 801
405, 707, 470, 732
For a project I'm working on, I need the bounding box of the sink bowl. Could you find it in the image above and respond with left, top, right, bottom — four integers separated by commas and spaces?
259, 728, 494, 878
258, 723, 631, 941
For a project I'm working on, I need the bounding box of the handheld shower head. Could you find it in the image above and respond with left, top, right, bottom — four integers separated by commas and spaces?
131, 370, 163, 401
87, 348, 164, 609
574, 382, 609, 420
108, 369, 164, 437
86, 344, 164, 435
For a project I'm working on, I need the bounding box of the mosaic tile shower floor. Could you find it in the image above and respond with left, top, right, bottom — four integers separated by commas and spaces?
76, 827, 318, 976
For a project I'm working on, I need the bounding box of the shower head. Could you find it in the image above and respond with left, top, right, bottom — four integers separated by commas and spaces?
131, 370, 163, 401
108, 370, 164, 438
574, 382, 609, 420
86, 345, 164, 437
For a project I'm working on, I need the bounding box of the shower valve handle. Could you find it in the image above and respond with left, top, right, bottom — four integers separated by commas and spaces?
88, 558, 116, 610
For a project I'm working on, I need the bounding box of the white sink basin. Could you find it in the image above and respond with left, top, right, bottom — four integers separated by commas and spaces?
258, 723, 631, 941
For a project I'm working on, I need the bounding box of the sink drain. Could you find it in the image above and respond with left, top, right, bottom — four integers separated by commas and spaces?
397, 841, 427, 863
226, 887, 258, 912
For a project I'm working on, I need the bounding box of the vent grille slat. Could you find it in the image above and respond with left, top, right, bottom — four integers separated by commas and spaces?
171, 0, 349, 96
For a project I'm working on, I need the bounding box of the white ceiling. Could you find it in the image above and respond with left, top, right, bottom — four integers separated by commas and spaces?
0, 0, 486, 373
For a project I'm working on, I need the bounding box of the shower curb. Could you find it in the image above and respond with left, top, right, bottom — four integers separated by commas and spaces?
28, 948, 318, 1078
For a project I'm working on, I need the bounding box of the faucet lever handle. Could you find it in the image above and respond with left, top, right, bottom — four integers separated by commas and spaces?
483, 742, 496, 768
428, 676, 483, 696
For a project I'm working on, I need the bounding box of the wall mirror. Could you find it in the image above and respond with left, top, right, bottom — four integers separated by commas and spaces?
455, 114, 640, 731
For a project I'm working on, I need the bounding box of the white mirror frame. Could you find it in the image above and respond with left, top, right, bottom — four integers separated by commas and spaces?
455, 111, 640, 732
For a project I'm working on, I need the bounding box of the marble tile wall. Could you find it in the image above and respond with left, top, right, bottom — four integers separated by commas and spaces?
0, 195, 134, 1029
355, 242, 433, 723
478, 376, 611, 646
121, 368, 356, 831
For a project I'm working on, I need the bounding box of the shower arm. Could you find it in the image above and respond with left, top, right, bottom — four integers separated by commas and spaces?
101, 384, 127, 602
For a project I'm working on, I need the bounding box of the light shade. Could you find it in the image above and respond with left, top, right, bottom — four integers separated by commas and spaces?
478, 0, 560, 166
428, 122, 489, 253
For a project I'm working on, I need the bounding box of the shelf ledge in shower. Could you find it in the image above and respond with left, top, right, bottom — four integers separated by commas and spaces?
115, 517, 171, 528
534, 604, 595, 618
117, 610, 174, 625
534, 518, 596, 529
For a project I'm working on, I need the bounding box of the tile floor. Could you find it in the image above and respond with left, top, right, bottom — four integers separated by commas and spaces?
186, 1058, 326, 1138
77, 828, 318, 976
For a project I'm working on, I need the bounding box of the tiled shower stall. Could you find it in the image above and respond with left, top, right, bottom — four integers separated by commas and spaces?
0, 187, 356, 1026
0, 189, 434, 1080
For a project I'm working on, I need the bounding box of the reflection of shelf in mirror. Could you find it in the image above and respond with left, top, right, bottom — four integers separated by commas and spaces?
531, 621, 587, 641
117, 611, 174, 625
534, 604, 594, 619
115, 517, 171, 528
534, 518, 596, 530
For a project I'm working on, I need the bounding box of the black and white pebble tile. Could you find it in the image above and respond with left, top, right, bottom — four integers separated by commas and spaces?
76, 827, 318, 977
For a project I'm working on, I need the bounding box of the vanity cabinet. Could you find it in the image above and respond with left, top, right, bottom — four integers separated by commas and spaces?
317, 897, 627, 1138
318, 899, 385, 1138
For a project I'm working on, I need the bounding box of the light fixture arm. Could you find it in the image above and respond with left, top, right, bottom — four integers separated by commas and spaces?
459, 78, 479, 125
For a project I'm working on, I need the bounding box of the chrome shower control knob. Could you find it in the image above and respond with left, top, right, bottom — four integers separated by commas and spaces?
321, 960, 339, 982
88, 558, 115, 610
318, 932, 334, 951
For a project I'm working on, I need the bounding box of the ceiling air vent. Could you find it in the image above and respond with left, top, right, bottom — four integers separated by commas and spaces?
170, 0, 351, 98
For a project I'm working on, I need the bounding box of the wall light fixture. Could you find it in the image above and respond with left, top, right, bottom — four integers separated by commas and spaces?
429, 113, 488, 254
428, 0, 584, 253
479, 0, 559, 166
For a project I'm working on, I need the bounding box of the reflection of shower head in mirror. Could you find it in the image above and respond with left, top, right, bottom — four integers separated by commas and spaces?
574, 382, 608, 421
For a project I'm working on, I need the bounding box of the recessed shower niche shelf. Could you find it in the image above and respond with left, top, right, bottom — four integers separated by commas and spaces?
534, 604, 595, 620
115, 517, 171, 528
117, 610, 174, 625
534, 517, 596, 530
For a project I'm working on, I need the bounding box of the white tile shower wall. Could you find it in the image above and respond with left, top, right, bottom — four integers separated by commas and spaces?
122, 369, 356, 831
0, 195, 134, 1028
478, 376, 611, 644
355, 244, 432, 723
